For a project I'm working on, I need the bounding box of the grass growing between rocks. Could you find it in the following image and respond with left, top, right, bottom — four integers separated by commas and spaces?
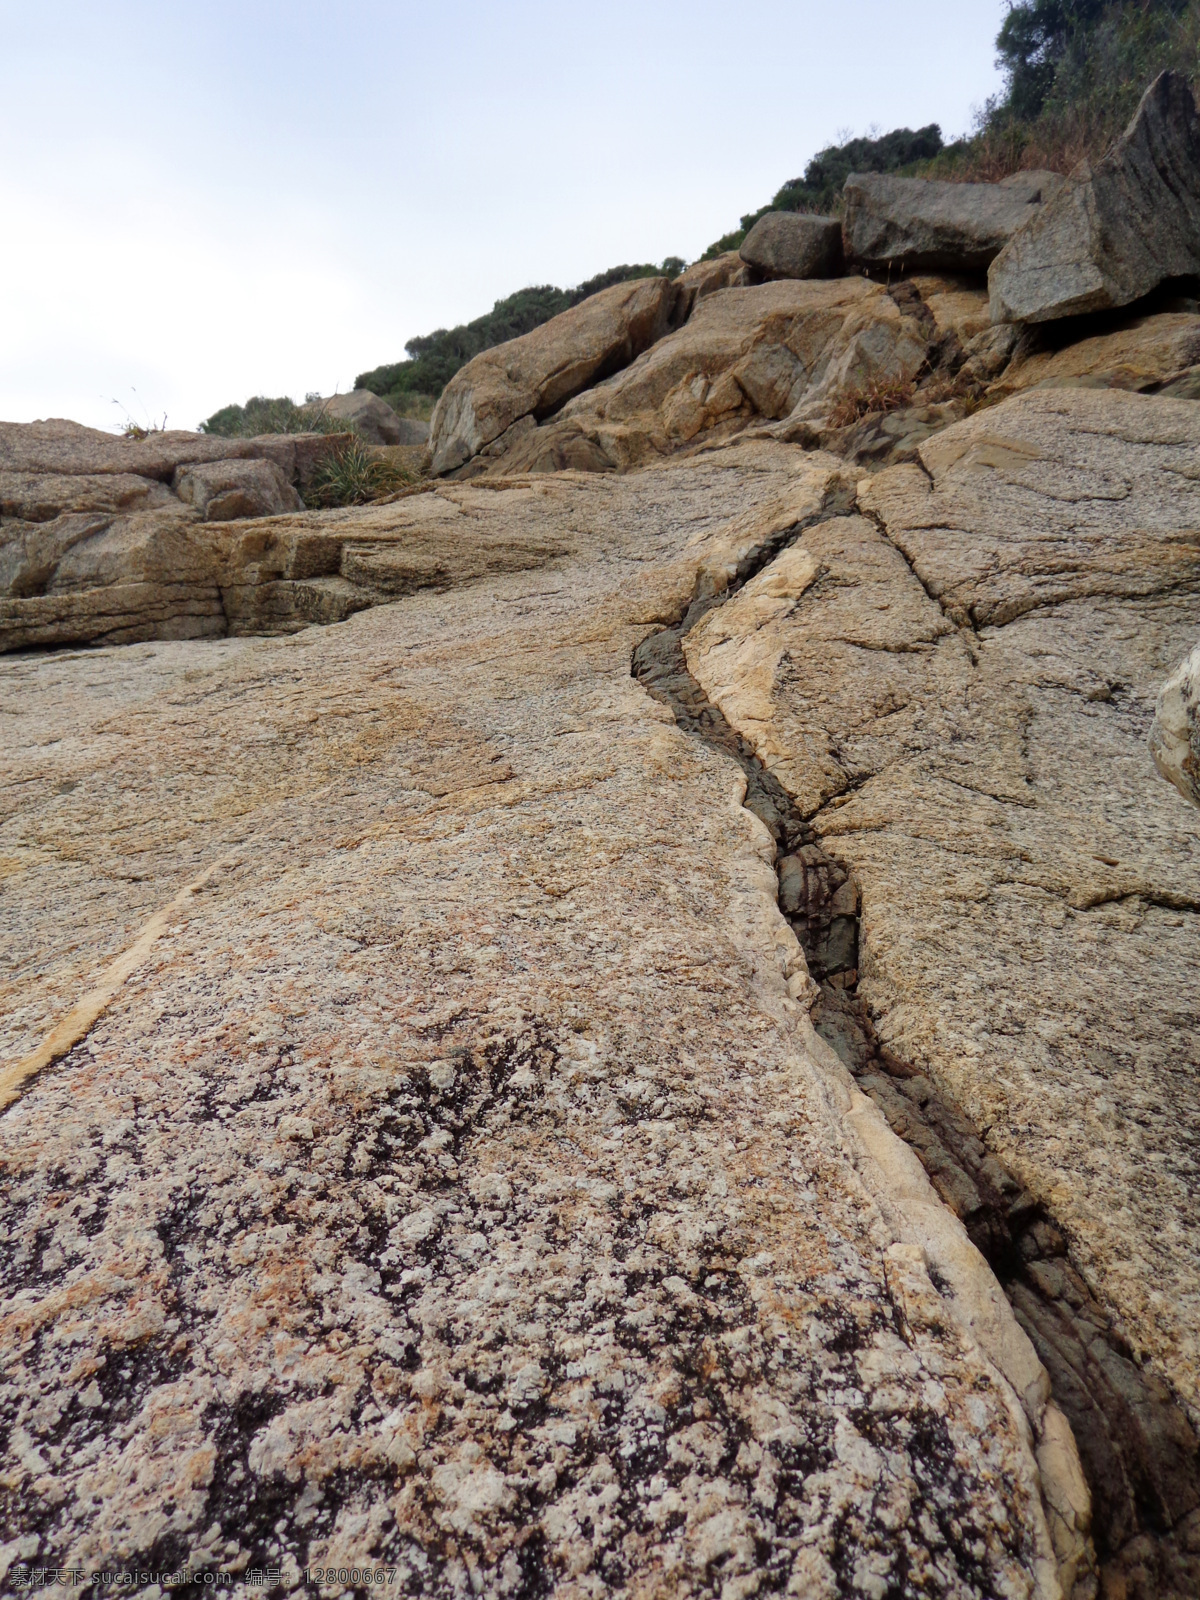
827, 376, 916, 429
305, 437, 417, 508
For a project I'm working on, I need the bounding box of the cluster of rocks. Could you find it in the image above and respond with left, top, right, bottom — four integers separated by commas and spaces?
427, 72, 1200, 483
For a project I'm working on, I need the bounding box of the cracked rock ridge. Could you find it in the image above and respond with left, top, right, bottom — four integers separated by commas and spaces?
682, 386, 1200, 1598
1, 449, 1083, 1598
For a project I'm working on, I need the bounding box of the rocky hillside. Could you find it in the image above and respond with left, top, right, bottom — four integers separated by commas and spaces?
4, 68, 1200, 1600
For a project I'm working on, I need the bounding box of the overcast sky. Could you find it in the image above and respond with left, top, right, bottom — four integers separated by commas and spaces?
1, 1, 1008, 432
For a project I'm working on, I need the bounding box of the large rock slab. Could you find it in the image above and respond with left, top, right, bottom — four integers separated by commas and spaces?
990, 73, 1200, 325
739, 211, 844, 280
1151, 642, 1200, 808
0, 448, 1073, 1596
685, 387, 1200, 1453
428, 276, 679, 475
844, 170, 1063, 272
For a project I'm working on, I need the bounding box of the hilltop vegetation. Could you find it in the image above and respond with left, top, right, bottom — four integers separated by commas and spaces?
355, 260, 684, 416
929, 0, 1200, 177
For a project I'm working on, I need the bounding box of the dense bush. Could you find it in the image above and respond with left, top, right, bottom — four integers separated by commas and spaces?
924, 0, 1200, 179
355, 259, 685, 414
199, 394, 346, 437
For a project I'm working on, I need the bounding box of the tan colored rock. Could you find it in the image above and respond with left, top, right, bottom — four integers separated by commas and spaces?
486, 278, 930, 476
685, 389, 1200, 1455
0, 482, 574, 652
990, 73, 1200, 325
0, 446, 1071, 1596
428, 277, 679, 475
994, 310, 1200, 396
174, 457, 304, 520
1150, 641, 1200, 808
673, 250, 751, 318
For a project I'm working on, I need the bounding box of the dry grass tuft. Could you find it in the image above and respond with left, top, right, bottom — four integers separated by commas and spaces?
827, 377, 917, 430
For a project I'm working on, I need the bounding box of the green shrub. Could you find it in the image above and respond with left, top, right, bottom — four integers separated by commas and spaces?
305, 437, 414, 509
920, 0, 1200, 180
199, 395, 346, 437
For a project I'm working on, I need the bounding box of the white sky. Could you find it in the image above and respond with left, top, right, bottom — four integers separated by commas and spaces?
1, 1, 1008, 432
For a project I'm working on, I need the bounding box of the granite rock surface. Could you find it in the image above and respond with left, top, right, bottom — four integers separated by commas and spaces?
684, 389, 1200, 1584
843, 171, 1063, 273
0, 447, 1090, 1597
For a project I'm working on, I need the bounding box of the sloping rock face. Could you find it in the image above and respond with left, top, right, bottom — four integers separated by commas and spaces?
844, 171, 1063, 272
673, 250, 751, 317
0, 449, 1082, 1598
990, 73, 1200, 325
684, 388, 1200, 1591
477, 279, 930, 476
739, 212, 844, 280
1151, 642, 1200, 807
428, 277, 679, 475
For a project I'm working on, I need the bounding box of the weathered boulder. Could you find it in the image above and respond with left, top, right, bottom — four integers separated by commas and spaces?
1151, 642, 1200, 808
739, 211, 844, 280
174, 458, 303, 521
428, 276, 679, 475
480, 278, 929, 475
844, 169, 1064, 272
672, 251, 750, 320
308, 389, 428, 446
993, 310, 1200, 396
990, 72, 1200, 325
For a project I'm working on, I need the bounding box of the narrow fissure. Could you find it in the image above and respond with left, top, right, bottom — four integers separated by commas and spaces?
632, 519, 1200, 1600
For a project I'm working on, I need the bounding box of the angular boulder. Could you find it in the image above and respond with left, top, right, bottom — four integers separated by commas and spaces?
672, 252, 751, 322
308, 389, 428, 446
739, 212, 844, 280
990, 72, 1200, 325
844, 170, 1063, 272
1150, 642, 1200, 808
174, 458, 303, 521
429, 276, 679, 475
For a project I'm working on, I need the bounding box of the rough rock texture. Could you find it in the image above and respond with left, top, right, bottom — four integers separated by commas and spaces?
1151, 641, 1200, 808
0, 447, 1088, 1598
0, 479, 572, 652
739, 213, 844, 281
311, 391, 428, 447
683, 389, 1200, 1585
844, 171, 1063, 273
479, 279, 929, 477
428, 278, 679, 475
175, 459, 305, 522
994, 310, 1200, 397
989, 73, 1200, 326
672, 252, 751, 320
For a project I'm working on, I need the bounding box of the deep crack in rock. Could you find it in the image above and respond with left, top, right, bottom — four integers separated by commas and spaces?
631, 504, 1200, 1600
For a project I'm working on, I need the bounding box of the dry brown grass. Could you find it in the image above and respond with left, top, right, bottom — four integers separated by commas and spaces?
827, 376, 917, 430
